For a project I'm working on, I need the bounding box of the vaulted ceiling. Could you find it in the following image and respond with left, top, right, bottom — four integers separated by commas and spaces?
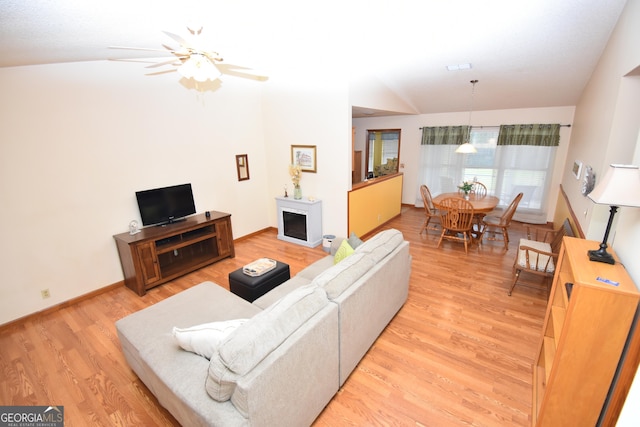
0, 0, 628, 116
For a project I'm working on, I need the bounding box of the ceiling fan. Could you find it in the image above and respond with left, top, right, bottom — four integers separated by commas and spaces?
110, 26, 265, 83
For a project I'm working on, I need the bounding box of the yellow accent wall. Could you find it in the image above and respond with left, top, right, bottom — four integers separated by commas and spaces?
348, 173, 403, 237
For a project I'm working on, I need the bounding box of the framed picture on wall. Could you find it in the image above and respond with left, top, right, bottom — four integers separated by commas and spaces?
572, 160, 583, 180
291, 145, 317, 173
236, 154, 250, 181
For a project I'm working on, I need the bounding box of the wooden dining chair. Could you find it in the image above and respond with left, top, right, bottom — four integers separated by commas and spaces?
419, 184, 440, 234
437, 198, 475, 254
469, 182, 488, 232
472, 182, 488, 197
509, 219, 574, 295
479, 192, 523, 250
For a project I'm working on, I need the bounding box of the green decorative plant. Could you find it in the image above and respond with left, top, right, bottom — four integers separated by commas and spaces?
458, 181, 474, 193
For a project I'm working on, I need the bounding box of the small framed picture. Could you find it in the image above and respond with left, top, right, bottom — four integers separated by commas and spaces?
236, 154, 250, 181
572, 160, 583, 180
291, 145, 317, 173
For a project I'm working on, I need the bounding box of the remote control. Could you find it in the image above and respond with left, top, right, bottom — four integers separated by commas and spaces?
596, 276, 619, 286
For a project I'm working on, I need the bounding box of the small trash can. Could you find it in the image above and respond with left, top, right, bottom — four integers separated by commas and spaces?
322, 235, 336, 253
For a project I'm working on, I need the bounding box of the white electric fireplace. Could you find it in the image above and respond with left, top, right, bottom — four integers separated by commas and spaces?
276, 197, 322, 248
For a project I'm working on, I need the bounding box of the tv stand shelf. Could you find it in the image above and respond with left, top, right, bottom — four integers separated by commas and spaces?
114, 211, 234, 296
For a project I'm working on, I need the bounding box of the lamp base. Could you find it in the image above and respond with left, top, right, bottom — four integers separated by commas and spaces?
588, 247, 615, 265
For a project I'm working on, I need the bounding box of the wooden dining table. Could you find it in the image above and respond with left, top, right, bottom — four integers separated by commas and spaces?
432, 192, 500, 243
432, 192, 499, 214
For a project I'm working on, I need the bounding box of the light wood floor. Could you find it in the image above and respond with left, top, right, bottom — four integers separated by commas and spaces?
0, 206, 551, 426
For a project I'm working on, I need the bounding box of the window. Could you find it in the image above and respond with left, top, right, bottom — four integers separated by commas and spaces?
417, 126, 558, 223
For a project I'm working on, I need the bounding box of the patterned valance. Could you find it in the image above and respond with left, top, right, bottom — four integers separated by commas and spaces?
420, 126, 469, 145
497, 124, 560, 146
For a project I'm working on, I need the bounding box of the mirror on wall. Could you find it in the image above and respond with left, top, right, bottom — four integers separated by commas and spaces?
365, 129, 401, 178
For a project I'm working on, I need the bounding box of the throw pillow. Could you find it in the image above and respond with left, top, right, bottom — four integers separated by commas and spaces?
334, 239, 354, 264
348, 232, 364, 249
172, 319, 248, 360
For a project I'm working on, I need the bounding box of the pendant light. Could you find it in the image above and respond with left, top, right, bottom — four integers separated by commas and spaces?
456, 79, 479, 154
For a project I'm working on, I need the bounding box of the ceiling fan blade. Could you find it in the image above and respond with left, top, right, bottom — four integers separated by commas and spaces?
109, 45, 177, 54
146, 58, 184, 69
108, 57, 166, 65
216, 63, 269, 81
145, 69, 178, 77
161, 44, 189, 54
163, 31, 190, 48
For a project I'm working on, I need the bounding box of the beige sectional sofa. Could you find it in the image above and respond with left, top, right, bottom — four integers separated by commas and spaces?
116, 229, 411, 426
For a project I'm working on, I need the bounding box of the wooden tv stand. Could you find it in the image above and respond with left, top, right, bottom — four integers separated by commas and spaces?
113, 211, 234, 296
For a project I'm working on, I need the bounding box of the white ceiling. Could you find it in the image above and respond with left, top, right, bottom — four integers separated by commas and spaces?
0, 0, 628, 117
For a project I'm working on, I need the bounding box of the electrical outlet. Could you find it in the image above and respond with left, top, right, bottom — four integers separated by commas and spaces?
41, 289, 50, 299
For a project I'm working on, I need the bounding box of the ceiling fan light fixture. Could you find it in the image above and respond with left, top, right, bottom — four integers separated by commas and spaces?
178, 53, 221, 82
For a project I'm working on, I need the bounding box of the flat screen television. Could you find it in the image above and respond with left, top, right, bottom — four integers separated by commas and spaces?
135, 183, 196, 226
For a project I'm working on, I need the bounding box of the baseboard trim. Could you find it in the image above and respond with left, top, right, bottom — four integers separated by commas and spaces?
0, 281, 125, 331
0, 230, 281, 330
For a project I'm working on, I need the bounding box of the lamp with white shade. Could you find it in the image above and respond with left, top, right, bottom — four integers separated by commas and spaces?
587, 164, 640, 264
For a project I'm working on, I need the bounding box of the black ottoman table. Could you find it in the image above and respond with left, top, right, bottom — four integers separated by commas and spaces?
229, 260, 290, 302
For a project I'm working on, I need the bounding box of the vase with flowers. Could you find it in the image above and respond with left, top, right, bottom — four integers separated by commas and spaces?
289, 163, 302, 199
458, 181, 474, 199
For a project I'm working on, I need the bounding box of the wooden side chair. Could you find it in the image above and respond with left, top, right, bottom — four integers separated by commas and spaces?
470, 181, 488, 231
472, 182, 488, 197
509, 219, 574, 295
437, 198, 475, 254
479, 192, 523, 250
419, 184, 440, 234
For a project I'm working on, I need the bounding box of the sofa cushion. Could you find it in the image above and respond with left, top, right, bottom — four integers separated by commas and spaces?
355, 228, 404, 263
312, 252, 375, 299
172, 319, 248, 360
297, 256, 334, 281
517, 238, 555, 272
205, 284, 329, 401
251, 275, 312, 310
334, 239, 354, 264
348, 232, 364, 249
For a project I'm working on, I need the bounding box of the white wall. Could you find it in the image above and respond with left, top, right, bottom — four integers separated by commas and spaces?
353, 106, 575, 222
0, 58, 355, 325
262, 69, 351, 238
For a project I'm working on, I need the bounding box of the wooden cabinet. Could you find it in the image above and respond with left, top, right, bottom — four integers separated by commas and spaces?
114, 212, 234, 296
533, 237, 639, 426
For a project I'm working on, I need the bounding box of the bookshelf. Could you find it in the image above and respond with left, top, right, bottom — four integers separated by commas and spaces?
532, 237, 639, 426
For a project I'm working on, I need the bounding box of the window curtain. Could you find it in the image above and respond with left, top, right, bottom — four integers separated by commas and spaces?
416, 124, 561, 224
494, 124, 560, 223
421, 126, 469, 146
416, 126, 493, 202
497, 124, 560, 146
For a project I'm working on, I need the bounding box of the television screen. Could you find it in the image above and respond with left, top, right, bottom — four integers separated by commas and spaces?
135, 183, 196, 226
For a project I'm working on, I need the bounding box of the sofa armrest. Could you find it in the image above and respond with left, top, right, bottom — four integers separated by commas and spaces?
230, 303, 339, 425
